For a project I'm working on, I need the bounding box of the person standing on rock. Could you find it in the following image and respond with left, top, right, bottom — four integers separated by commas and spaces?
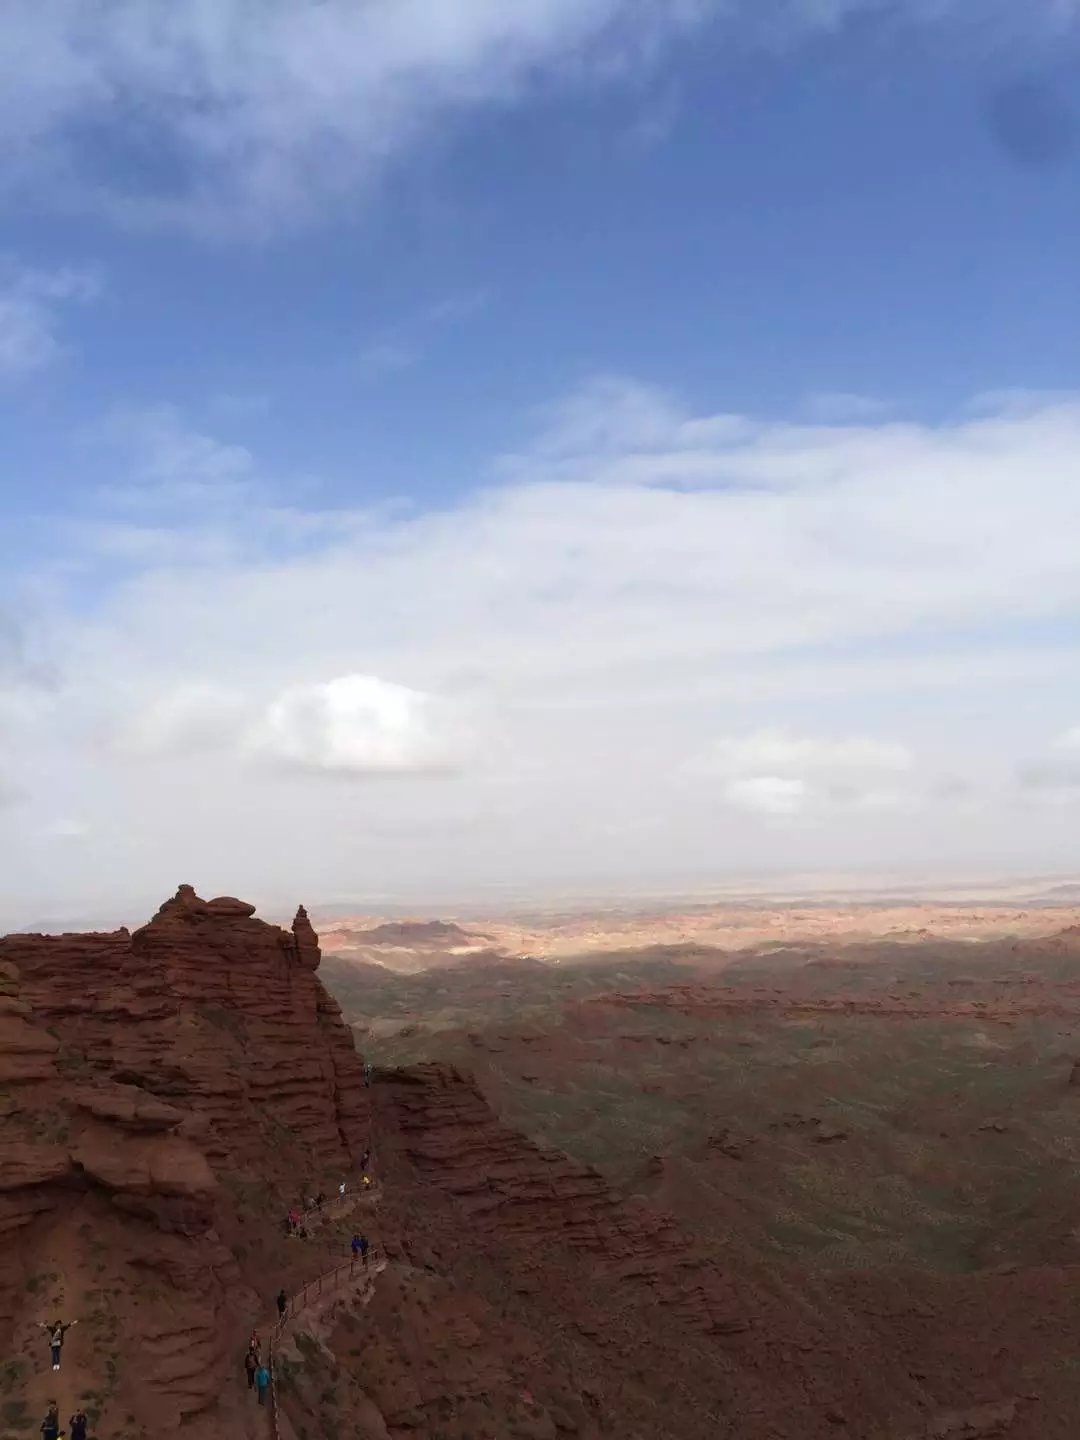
244, 1348, 258, 1390
255, 1362, 271, 1406
68, 1408, 88, 1440
338, 1180, 347, 1198
351, 1233, 361, 1264
37, 1318, 78, 1372
40, 1401, 61, 1440
276, 1289, 287, 1320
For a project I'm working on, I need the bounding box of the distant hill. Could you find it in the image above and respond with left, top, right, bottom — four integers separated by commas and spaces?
344, 918, 477, 946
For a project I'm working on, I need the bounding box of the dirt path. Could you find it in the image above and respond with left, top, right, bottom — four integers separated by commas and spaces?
252, 1256, 386, 1439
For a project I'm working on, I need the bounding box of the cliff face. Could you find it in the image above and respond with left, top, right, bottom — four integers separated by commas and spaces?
0, 886, 370, 1435
367, 1064, 914, 1440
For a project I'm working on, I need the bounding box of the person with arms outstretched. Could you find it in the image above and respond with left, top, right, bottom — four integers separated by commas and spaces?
37, 1319, 78, 1372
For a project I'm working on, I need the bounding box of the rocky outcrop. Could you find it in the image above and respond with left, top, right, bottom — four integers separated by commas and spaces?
0, 887, 371, 1438
1, 883, 369, 1179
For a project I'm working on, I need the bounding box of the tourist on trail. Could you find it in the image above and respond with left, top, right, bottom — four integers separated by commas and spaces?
244, 1348, 258, 1389
69, 1409, 88, 1440
359, 1234, 370, 1265
248, 1330, 261, 1362
316, 1190, 327, 1208
351, 1233, 361, 1263
338, 1180, 346, 1197
255, 1363, 271, 1406
40, 1401, 61, 1440
360, 1149, 370, 1171
276, 1289, 287, 1319
37, 1319, 78, 1372
288, 1206, 300, 1233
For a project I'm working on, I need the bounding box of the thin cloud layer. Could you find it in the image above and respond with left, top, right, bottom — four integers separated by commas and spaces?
0, 0, 1075, 231
3, 381, 1080, 915
0, 262, 98, 377
696, 730, 914, 816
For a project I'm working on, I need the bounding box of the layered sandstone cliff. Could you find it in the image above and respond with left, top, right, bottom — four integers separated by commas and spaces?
0, 886, 370, 1437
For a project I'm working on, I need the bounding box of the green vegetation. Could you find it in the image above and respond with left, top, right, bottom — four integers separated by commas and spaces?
330, 932, 1080, 1275
0, 1360, 25, 1394
0, 1398, 33, 1432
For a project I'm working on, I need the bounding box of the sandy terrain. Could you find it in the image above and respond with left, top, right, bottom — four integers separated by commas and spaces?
316, 896, 1080, 969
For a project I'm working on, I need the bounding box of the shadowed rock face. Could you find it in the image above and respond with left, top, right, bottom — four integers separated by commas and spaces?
0, 886, 370, 1436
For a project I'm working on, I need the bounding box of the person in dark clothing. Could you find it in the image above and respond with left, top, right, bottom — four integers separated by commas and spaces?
244, 1349, 258, 1389
315, 1190, 327, 1208
255, 1364, 270, 1405
40, 1402, 61, 1440
69, 1409, 88, 1440
360, 1149, 370, 1171
37, 1319, 78, 1372
359, 1234, 370, 1265
276, 1289, 287, 1319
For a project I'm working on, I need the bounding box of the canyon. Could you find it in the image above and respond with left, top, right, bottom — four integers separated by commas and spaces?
4, 888, 1080, 1438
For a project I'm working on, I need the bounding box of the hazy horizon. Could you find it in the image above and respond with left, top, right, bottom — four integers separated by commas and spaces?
6, 863, 1080, 937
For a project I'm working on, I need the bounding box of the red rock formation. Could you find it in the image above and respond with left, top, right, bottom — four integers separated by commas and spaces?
0, 887, 370, 1438
367, 1063, 930, 1439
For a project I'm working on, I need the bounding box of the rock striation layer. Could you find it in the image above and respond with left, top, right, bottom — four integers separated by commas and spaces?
0, 886, 370, 1437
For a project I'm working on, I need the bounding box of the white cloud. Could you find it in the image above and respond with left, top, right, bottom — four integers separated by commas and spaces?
695, 729, 914, 817
724, 776, 808, 816
117, 682, 249, 757
244, 674, 470, 776
98, 405, 256, 509
0, 261, 98, 377
0, 1, 1072, 232
1056, 726, 1080, 750
0, 0, 711, 233
6, 383, 1080, 916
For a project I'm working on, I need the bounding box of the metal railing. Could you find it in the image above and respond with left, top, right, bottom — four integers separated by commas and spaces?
288, 1178, 379, 1234
266, 1246, 381, 1439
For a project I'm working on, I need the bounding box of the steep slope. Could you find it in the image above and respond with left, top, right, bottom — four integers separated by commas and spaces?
0, 885, 370, 1440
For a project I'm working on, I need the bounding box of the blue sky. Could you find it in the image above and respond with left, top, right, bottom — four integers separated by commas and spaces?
1, 0, 1080, 923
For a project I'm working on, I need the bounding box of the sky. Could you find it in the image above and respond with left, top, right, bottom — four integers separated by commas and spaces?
1, 0, 1080, 926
